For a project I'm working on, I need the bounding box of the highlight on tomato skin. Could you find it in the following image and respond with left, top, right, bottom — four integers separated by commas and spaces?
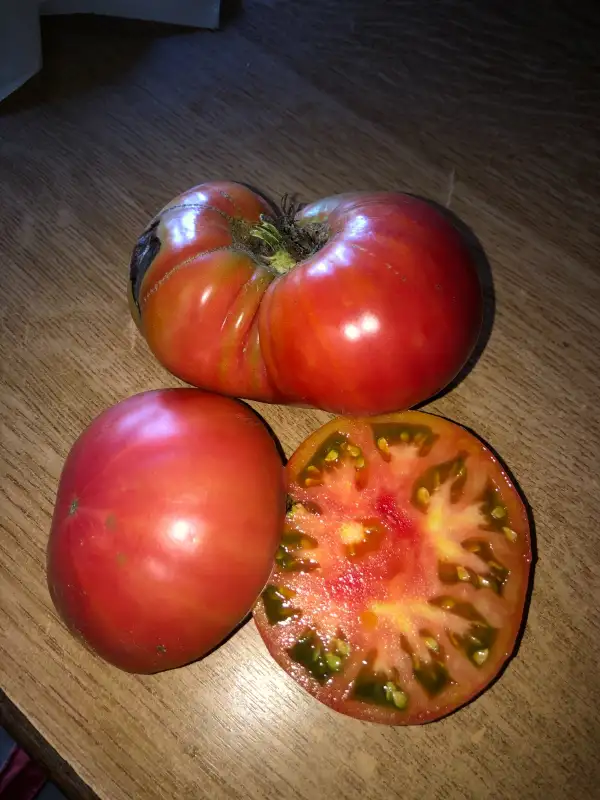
253, 411, 532, 725
128, 180, 483, 415
46, 388, 287, 674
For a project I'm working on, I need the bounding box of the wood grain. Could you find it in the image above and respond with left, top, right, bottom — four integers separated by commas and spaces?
1, 4, 599, 799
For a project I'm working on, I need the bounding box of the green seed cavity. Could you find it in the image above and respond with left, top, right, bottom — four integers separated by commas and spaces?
371, 422, 438, 458
288, 630, 350, 683
261, 585, 301, 625
480, 483, 509, 532
412, 452, 468, 510
275, 530, 320, 573
352, 661, 409, 710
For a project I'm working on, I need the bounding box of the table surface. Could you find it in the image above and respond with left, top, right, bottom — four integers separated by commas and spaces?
1, 3, 599, 799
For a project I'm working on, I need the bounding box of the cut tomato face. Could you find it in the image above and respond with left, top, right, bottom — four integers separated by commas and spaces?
253, 412, 532, 725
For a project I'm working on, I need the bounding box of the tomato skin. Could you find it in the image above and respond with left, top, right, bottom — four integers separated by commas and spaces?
130, 183, 482, 415
47, 389, 285, 674
260, 194, 482, 414
254, 412, 532, 725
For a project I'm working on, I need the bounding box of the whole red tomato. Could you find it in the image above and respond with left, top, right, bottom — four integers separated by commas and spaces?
47, 389, 286, 673
128, 182, 482, 415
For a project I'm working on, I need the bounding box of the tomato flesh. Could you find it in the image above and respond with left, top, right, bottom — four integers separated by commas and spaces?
253, 412, 532, 725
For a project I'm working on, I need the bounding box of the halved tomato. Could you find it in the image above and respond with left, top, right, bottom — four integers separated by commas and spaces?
253, 412, 532, 725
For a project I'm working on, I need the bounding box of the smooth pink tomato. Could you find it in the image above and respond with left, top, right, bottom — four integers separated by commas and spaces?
47, 389, 286, 673
129, 182, 482, 415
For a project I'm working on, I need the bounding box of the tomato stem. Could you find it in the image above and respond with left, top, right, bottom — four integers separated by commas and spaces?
249, 218, 298, 274
248, 205, 329, 274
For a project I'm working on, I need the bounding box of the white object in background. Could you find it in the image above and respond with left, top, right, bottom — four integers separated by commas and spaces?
0, 0, 220, 102
0, 0, 43, 102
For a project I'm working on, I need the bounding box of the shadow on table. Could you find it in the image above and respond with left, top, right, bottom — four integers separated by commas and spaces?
0, 5, 242, 117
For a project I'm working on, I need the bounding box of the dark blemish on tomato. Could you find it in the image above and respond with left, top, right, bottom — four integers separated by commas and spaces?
68, 497, 79, 516
116, 553, 127, 566
129, 218, 161, 312
156, 644, 167, 654
105, 514, 117, 530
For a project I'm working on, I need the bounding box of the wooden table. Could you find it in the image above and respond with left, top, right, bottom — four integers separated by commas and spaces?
1, 3, 599, 798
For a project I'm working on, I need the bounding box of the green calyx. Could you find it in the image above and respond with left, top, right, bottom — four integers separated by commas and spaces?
249, 219, 297, 274
247, 200, 329, 275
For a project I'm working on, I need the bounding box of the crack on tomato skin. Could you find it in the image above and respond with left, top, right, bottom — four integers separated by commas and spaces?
371, 422, 438, 460
288, 629, 350, 684
261, 585, 302, 625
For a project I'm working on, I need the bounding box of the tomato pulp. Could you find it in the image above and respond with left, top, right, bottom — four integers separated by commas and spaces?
47, 389, 286, 673
128, 181, 482, 415
253, 412, 532, 724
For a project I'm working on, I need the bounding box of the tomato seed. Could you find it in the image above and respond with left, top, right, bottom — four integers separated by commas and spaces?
503, 526, 518, 543
376, 437, 390, 454
416, 486, 431, 505
472, 649, 489, 666
424, 636, 440, 653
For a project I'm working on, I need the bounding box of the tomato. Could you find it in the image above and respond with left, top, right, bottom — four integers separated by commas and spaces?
253, 412, 531, 725
128, 181, 482, 415
47, 389, 285, 674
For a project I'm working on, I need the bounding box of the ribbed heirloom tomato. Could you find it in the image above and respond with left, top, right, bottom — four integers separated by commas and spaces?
128, 181, 482, 415
47, 389, 286, 674
253, 412, 532, 724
